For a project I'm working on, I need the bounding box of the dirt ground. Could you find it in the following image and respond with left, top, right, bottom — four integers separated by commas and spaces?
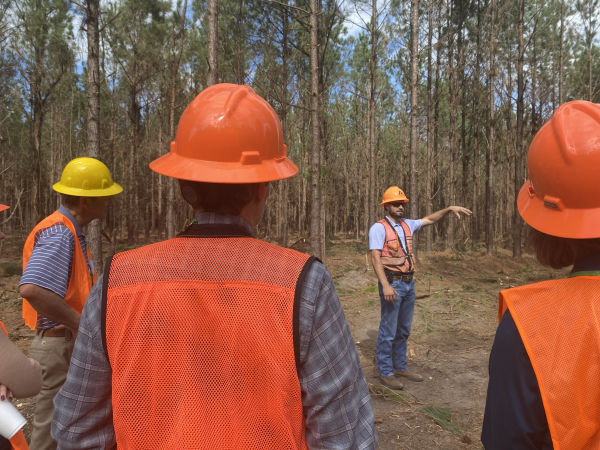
0, 235, 568, 449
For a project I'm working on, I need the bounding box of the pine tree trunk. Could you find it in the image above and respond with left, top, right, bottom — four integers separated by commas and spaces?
409, 0, 419, 220
513, 0, 524, 257
309, 0, 322, 258
166, 0, 187, 238
425, 0, 435, 252
486, 0, 496, 255
559, 0, 564, 104
367, 0, 378, 229
85, 0, 104, 273
471, 0, 483, 248
446, 0, 456, 248
236, 0, 245, 84
207, 0, 218, 86
278, 0, 290, 247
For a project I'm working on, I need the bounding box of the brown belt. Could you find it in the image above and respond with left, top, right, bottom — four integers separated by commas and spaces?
37, 327, 71, 338
386, 272, 414, 282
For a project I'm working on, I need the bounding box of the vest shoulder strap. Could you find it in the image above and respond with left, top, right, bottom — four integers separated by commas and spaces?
380, 217, 414, 271
379, 218, 413, 246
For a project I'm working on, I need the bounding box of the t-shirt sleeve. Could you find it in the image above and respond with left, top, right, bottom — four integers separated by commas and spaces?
368, 222, 385, 250
407, 218, 422, 234
20, 224, 74, 298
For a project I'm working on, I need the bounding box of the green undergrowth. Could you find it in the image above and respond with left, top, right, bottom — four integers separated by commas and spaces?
368, 383, 411, 404
420, 405, 463, 434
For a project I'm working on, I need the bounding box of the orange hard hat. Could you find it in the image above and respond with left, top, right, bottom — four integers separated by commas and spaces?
150, 83, 298, 183
379, 186, 409, 206
518, 100, 600, 239
0, 204, 8, 212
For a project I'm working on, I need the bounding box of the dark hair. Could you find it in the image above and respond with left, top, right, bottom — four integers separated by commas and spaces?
61, 194, 81, 208
529, 227, 600, 269
178, 180, 259, 216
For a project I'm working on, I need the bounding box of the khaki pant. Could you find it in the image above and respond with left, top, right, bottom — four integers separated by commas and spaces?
28, 332, 74, 450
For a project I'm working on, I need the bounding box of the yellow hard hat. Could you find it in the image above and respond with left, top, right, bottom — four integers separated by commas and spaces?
53, 157, 123, 197
379, 186, 409, 206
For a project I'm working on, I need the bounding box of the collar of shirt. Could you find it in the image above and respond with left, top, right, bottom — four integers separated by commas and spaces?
192, 212, 255, 238
385, 216, 405, 229
58, 205, 86, 239
571, 253, 600, 274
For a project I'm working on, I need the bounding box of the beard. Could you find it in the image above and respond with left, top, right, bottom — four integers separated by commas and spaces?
387, 209, 404, 221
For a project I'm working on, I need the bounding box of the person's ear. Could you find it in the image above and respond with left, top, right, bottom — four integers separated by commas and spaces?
179, 181, 198, 206
256, 182, 269, 203
79, 196, 90, 210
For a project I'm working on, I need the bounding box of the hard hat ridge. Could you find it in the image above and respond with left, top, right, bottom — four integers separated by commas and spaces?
222, 84, 250, 119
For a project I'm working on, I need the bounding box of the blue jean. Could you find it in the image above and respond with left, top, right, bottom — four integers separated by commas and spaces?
376, 279, 416, 376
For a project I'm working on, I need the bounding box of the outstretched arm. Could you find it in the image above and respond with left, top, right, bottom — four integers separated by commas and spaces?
421, 206, 472, 227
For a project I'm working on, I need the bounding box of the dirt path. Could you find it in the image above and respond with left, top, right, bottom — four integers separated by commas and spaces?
1, 237, 567, 448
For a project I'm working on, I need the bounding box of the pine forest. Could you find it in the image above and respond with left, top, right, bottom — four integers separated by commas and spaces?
1, 0, 598, 262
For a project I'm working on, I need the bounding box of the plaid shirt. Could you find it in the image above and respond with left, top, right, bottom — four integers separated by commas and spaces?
52, 214, 377, 449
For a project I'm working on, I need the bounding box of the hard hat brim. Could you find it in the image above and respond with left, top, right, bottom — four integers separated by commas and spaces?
149, 152, 299, 183
518, 182, 600, 239
379, 199, 409, 206
52, 182, 123, 197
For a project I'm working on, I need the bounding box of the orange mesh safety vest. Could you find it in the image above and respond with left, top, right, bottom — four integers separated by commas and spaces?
378, 218, 415, 273
0, 321, 29, 450
103, 224, 312, 449
22, 211, 96, 329
498, 276, 600, 450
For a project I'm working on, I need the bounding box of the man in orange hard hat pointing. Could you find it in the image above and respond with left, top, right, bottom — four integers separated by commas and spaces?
52, 84, 377, 449
370, 186, 471, 390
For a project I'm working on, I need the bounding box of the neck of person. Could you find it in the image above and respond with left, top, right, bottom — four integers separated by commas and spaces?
386, 215, 401, 225
192, 207, 259, 229
64, 206, 92, 229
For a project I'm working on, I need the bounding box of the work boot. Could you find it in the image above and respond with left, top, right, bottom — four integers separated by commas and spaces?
394, 369, 424, 382
380, 375, 404, 390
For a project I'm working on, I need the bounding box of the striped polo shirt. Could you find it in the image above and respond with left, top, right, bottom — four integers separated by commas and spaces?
19, 205, 93, 330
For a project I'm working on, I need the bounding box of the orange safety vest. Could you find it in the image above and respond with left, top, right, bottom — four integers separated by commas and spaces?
498, 276, 600, 450
21, 211, 96, 329
104, 224, 312, 449
378, 218, 415, 273
0, 321, 29, 450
